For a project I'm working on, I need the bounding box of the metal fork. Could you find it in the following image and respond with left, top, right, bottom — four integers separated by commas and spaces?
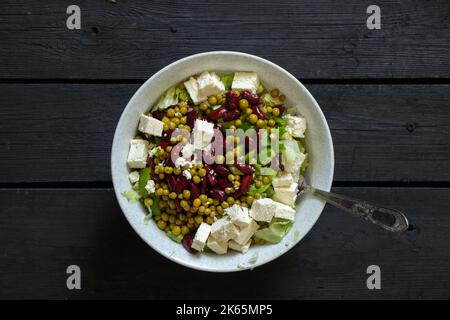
297, 178, 410, 232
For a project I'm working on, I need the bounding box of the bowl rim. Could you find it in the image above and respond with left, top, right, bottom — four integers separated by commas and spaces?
111, 51, 334, 272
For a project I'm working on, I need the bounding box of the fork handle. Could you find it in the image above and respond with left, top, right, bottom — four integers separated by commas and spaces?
304, 186, 409, 232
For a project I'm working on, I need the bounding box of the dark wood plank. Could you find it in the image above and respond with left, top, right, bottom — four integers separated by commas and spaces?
0, 0, 449, 79
0, 187, 448, 299
1, 84, 449, 183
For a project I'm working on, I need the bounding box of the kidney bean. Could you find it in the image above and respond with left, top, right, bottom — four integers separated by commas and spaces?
160, 140, 170, 150
239, 175, 252, 194
200, 177, 208, 194
209, 189, 225, 202
207, 171, 217, 186
234, 163, 255, 175
152, 110, 165, 120
233, 189, 242, 199
214, 164, 231, 176
190, 182, 200, 199
215, 178, 232, 189
207, 106, 227, 121
167, 175, 177, 192
186, 108, 199, 128
146, 155, 154, 168
244, 136, 257, 154
225, 91, 239, 110
241, 90, 261, 105
182, 235, 197, 254
252, 105, 265, 119
223, 109, 241, 121
174, 176, 188, 193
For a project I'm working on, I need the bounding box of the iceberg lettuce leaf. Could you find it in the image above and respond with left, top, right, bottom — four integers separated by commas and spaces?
121, 189, 141, 203
155, 87, 178, 110
138, 167, 151, 198
220, 74, 234, 90
254, 219, 293, 243
167, 231, 183, 243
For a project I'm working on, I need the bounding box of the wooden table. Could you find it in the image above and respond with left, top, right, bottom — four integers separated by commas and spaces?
1, 0, 449, 299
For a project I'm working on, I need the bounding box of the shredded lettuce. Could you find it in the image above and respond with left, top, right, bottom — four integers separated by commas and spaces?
121, 189, 141, 203
300, 154, 309, 174
262, 93, 283, 108
138, 167, 151, 198
155, 87, 178, 110
248, 183, 271, 196
150, 195, 161, 215
220, 74, 234, 90
281, 139, 303, 172
254, 219, 293, 243
176, 88, 190, 101
167, 231, 183, 243
260, 167, 277, 176
256, 84, 265, 95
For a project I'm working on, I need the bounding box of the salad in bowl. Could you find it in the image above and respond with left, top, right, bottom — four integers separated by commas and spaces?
123, 70, 309, 255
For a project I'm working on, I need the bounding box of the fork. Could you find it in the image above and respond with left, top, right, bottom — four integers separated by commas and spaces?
297, 178, 410, 232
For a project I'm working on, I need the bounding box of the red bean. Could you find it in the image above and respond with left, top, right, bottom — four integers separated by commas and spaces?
175, 176, 188, 193
252, 105, 265, 119
209, 189, 225, 201
200, 177, 207, 194
167, 175, 177, 192
234, 163, 255, 175
225, 91, 239, 110
186, 108, 199, 128
207, 171, 217, 186
160, 141, 170, 149
239, 175, 252, 194
207, 106, 227, 121
215, 178, 232, 189
241, 90, 261, 105
151, 110, 165, 120
223, 109, 241, 121
182, 235, 197, 254
190, 182, 200, 199
214, 164, 231, 176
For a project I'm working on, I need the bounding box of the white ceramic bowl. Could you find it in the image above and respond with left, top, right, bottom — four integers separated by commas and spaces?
111, 51, 334, 272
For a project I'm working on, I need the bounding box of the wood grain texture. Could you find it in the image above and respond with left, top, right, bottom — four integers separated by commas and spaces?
0, 0, 449, 79
1, 84, 449, 183
0, 187, 448, 299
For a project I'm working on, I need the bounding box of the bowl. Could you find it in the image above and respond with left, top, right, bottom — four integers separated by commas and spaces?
111, 51, 334, 272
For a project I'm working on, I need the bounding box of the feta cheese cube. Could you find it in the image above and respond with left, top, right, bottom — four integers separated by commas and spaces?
197, 71, 225, 97
138, 114, 164, 137
207, 235, 228, 255
191, 222, 211, 252
192, 119, 215, 149
250, 198, 278, 222
228, 239, 251, 253
174, 157, 193, 169
272, 172, 294, 188
181, 143, 195, 159
224, 204, 252, 228
128, 171, 140, 184
273, 182, 299, 206
184, 77, 208, 105
210, 217, 239, 242
127, 139, 149, 169
234, 220, 259, 245
285, 115, 307, 138
144, 179, 156, 194
231, 72, 260, 93
274, 202, 296, 221
182, 169, 192, 180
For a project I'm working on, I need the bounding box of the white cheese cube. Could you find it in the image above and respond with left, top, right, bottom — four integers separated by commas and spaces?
250, 198, 278, 222
181, 143, 195, 159
184, 77, 207, 105
273, 182, 299, 206
234, 220, 259, 245
224, 204, 252, 228
191, 222, 211, 252
210, 217, 239, 242
228, 239, 251, 253
272, 172, 294, 188
274, 202, 296, 221
138, 114, 164, 137
127, 139, 149, 169
128, 171, 140, 184
197, 71, 225, 97
207, 235, 228, 255
192, 119, 215, 149
144, 179, 156, 194
285, 115, 307, 138
231, 72, 260, 93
